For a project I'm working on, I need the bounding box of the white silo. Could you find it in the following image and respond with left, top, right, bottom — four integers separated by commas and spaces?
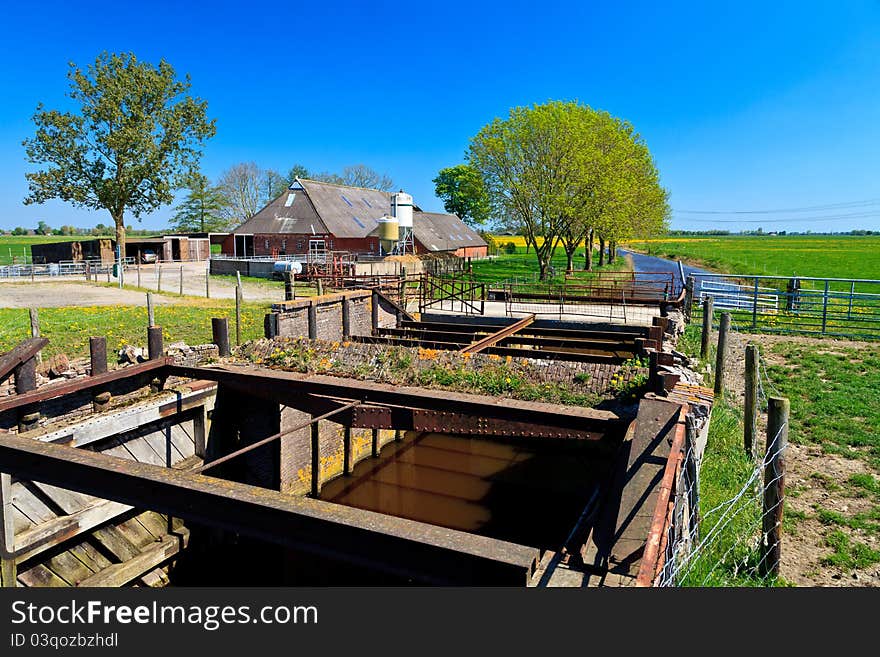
391, 191, 415, 254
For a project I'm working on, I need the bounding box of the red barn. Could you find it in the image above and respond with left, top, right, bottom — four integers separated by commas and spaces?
222, 178, 486, 259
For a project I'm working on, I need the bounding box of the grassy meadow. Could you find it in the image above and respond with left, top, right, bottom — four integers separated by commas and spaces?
625, 234, 880, 280
472, 242, 627, 285
0, 301, 272, 360
0, 235, 96, 265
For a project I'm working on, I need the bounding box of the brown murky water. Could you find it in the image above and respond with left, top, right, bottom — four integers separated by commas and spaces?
320, 432, 610, 550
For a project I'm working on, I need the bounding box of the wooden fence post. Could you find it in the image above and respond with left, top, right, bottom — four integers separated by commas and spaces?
157, 263, 162, 293
700, 295, 714, 360
212, 318, 230, 357
146, 292, 155, 328
307, 301, 317, 340
761, 396, 789, 578
341, 297, 351, 339
137, 260, 141, 288
744, 344, 758, 458
206, 269, 210, 298
714, 312, 731, 395
179, 266, 184, 296
28, 308, 41, 366
235, 285, 242, 346
684, 276, 695, 322
0, 473, 15, 587
90, 336, 110, 412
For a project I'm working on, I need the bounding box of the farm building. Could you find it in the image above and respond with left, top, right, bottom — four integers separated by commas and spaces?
30, 234, 212, 265
221, 178, 487, 259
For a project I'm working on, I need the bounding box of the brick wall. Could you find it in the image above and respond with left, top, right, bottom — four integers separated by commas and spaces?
270, 290, 377, 339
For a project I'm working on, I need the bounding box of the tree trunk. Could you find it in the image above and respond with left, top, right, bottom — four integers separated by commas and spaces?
584, 229, 594, 271
114, 215, 126, 263
566, 251, 574, 274
609, 240, 616, 262
598, 236, 606, 267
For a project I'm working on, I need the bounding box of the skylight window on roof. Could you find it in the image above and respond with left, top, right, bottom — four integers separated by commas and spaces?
361, 197, 372, 208
284, 192, 295, 207
352, 216, 365, 229
340, 194, 354, 207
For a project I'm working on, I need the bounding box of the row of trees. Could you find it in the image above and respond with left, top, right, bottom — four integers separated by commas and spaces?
435, 101, 669, 278
7, 222, 152, 237
169, 162, 394, 233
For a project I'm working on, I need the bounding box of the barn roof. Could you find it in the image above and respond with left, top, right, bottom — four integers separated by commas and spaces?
413, 212, 487, 251
231, 179, 483, 249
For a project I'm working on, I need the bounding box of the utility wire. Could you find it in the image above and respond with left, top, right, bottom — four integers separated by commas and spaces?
675, 198, 880, 215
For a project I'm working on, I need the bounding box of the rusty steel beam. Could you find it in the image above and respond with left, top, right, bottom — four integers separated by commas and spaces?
168, 364, 620, 433
0, 432, 539, 585
0, 338, 48, 384
0, 358, 170, 415
349, 405, 605, 440
460, 314, 535, 354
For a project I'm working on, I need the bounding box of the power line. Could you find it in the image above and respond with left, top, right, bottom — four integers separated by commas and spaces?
674, 198, 880, 215
673, 209, 880, 224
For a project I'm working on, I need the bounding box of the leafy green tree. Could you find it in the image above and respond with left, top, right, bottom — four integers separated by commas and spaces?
170, 172, 229, 232
468, 101, 584, 280
432, 164, 491, 227
36, 220, 52, 235
12, 227, 27, 236
22, 52, 216, 255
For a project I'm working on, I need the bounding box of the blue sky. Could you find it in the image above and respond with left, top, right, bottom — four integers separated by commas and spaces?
1, 1, 879, 233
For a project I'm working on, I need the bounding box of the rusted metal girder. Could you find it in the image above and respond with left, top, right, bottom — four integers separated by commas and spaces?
0, 358, 170, 415
0, 338, 48, 383
460, 314, 535, 354
349, 405, 605, 440
167, 365, 621, 434
0, 432, 539, 585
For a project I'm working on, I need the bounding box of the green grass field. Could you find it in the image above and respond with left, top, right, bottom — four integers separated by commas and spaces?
626, 234, 880, 280
471, 246, 627, 285
0, 301, 272, 360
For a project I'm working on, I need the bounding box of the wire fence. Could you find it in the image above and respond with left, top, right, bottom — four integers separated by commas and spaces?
651, 341, 788, 587
688, 273, 880, 339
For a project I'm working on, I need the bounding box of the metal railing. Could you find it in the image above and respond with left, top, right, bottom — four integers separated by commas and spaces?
688, 273, 880, 339
0, 258, 135, 279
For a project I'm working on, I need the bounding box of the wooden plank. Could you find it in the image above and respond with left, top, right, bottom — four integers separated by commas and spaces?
0, 338, 48, 384
17, 562, 67, 587
45, 550, 95, 586
12, 484, 56, 524
113, 517, 157, 550
133, 511, 168, 540
118, 435, 166, 467
0, 358, 168, 414
32, 482, 95, 514
13, 498, 133, 563
170, 424, 196, 460
141, 428, 183, 466
77, 529, 189, 587
67, 541, 113, 574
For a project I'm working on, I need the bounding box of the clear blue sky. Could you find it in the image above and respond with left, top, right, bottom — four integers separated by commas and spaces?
1, 0, 879, 233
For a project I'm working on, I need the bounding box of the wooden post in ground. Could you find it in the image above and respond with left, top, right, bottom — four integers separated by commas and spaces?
89, 336, 110, 413
146, 292, 155, 328
14, 356, 38, 433
147, 326, 164, 360
343, 427, 352, 476
157, 263, 162, 293
744, 344, 759, 458
307, 301, 317, 340
761, 396, 789, 579
371, 289, 379, 335
28, 308, 41, 366
316, 279, 324, 297
0, 473, 15, 587
684, 276, 695, 322
235, 285, 242, 346
310, 421, 320, 498
236, 270, 242, 288
283, 273, 293, 301
212, 318, 230, 357
700, 295, 714, 360
205, 269, 210, 298
341, 297, 351, 339
179, 266, 184, 296
137, 260, 141, 288
714, 312, 731, 396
